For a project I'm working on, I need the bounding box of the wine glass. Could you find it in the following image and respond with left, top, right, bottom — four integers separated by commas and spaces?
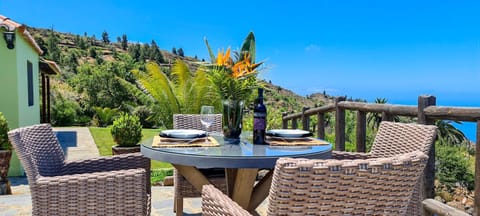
200, 106, 215, 143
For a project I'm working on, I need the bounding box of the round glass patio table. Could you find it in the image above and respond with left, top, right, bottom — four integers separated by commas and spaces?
140, 134, 332, 169
141, 133, 332, 211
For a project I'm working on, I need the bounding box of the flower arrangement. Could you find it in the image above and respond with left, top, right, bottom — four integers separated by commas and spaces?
204, 32, 264, 139
205, 32, 263, 101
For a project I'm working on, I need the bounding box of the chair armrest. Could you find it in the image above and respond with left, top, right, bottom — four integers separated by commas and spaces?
33, 168, 149, 215
62, 153, 150, 174
61, 153, 151, 193
331, 150, 371, 160
202, 184, 252, 216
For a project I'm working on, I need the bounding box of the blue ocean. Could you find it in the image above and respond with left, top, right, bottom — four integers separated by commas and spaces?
388, 97, 478, 143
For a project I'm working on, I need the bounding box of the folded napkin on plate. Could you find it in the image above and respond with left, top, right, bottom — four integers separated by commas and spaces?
152, 135, 219, 148
266, 136, 329, 146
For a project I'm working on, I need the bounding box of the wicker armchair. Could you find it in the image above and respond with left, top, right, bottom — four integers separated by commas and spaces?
202, 151, 429, 216
7, 124, 151, 216
172, 114, 227, 215
332, 121, 437, 215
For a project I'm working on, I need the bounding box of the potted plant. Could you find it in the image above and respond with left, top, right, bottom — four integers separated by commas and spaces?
0, 112, 12, 195
110, 113, 143, 155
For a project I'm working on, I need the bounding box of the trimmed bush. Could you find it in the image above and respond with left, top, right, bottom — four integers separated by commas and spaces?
110, 113, 142, 147
0, 112, 11, 150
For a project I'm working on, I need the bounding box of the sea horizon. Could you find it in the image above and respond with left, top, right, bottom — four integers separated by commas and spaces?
296, 89, 479, 143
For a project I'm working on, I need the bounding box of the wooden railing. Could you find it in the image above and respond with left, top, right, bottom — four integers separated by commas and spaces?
282, 95, 480, 216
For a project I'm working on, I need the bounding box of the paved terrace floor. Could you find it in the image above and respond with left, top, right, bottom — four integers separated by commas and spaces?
0, 127, 267, 216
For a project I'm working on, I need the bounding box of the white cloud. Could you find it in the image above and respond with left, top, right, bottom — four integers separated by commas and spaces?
305, 44, 320, 52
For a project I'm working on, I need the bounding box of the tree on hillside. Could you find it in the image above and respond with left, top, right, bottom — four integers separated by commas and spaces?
45, 29, 61, 62
102, 31, 110, 44
62, 50, 78, 71
172, 47, 177, 55
128, 43, 141, 62
90, 34, 96, 46
140, 44, 150, 61
70, 61, 134, 110
150, 40, 164, 63
177, 48, 184, 57
89, 47, 97, 58
121, 34, 128, 50
33, 35, 47, 55
131, 61, 218, 128
117, 36, 121, 44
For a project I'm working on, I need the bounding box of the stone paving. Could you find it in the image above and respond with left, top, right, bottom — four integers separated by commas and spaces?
0, 127, 267, 215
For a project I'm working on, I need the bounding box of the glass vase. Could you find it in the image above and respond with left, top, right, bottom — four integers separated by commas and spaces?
222, 99, 244, 140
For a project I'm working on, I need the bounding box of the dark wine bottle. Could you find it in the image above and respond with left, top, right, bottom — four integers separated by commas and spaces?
253, 88, 267, 144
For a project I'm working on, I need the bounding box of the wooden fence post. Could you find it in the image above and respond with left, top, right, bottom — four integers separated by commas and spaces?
475, 120, 480, 216
356, 111, 367, 153
291, 110, 298, 129
382, 112, 393, 121
302, 107, 310, 131
317, 113, 325, 139
335, 97, 346, 151
282, 112, 288, 129
418, 95, 436, 200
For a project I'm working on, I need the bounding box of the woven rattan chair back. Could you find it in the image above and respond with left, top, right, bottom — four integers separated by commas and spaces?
172, 114, 226, 215
8, 124, 65, 183
266, 151, 428, 216
370, 121, 437, 216
8, 124, 151, 216
370, 121, 437, 158
173, 114, 223, 133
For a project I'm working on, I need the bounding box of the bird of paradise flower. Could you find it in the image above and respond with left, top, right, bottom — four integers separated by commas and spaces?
204, 32, 264, 101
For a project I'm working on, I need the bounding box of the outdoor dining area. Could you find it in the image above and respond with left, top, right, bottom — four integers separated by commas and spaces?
6, 116, 439, 216
1, 24, 475, 215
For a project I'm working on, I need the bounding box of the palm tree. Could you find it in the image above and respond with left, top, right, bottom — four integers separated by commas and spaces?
435, 120, 469, 147
367, 98, 387, 130
132, 60, 219, 128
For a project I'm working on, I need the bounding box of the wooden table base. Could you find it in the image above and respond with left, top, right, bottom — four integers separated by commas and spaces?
174, 164, 273, 211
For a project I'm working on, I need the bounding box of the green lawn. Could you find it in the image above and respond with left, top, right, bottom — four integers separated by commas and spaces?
89, 127, 172, 170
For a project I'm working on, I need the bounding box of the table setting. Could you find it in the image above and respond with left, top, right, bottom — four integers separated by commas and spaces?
265, 129, 330, 146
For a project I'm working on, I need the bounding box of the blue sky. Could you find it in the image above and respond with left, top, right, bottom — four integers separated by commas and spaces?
2, 1, 479, 138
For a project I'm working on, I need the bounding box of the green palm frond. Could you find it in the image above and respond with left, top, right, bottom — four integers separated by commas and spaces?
131, 63, 179, 128
115, 77, 155, 106
171, 60, 193, 110
436, 120, 468, 146
144, 62, 180, 113
191, 66, 221, 111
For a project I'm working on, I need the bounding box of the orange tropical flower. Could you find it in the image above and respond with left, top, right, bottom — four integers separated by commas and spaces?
216, 48, 232, 66
232, 53, 261, 78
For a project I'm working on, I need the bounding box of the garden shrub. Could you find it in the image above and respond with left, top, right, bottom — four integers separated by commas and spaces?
0, 112, 11, 150
133, 105, 156, 128
51, 94, 79, 126
93, 107, 119, 127
110, 113, 142, 147
436, 143, 474, 191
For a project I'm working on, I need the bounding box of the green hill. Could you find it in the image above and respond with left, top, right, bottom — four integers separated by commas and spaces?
27, 27, 332, 127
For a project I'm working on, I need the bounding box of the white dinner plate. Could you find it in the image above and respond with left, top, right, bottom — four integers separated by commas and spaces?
266, 129, 312, 138
160, 129, 207, 139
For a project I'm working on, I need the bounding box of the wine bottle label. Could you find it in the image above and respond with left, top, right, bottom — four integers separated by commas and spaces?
254, 118, 266, 130
253, 112, 266, 118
